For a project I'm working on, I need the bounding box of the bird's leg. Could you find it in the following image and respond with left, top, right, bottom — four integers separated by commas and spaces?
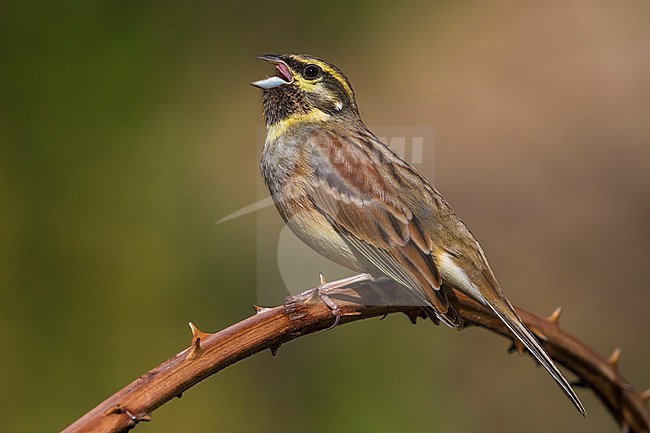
284, 273, 373, 329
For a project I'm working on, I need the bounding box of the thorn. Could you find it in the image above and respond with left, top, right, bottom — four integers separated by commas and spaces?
508, 340, 526, 356
102, 404, 150, 424
270, 344, 281, 356
319, 272, 327, 285
186, 322, 210, 360
122, 407, 149, 425
123, 408, 137, 422
187, 338, 203, 360
638, 388, 650, 404
530, 326, 548, 342
104, 404, 124, 416
379, 313, 389, 320
189, 321, 209, 340
403, 310, 422, 325
546, 306, 562, 325
253, 304, 271, 314
608, 347, 622, 370
570, 379, 589, 388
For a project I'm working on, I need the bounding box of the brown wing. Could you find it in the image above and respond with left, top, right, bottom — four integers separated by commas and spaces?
305, 128, 462, 327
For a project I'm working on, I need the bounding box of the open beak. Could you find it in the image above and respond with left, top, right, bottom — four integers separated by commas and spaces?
251, 55, 294, 89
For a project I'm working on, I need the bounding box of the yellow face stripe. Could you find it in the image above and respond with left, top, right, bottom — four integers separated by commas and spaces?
267, 108, 331, 142
289, 55, 354, 101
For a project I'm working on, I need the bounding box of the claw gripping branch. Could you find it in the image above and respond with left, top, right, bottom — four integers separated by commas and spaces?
63, 280, 649, 433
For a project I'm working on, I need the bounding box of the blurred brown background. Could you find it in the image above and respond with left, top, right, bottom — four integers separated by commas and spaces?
1, 1, 648, 432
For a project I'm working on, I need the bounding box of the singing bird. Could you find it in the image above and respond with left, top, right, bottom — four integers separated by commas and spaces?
252, 53, 585, 415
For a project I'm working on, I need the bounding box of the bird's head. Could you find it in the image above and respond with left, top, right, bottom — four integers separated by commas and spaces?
252, 54, 359, 127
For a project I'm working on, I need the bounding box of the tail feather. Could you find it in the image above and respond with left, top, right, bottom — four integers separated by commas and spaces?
487, 299, 587, 416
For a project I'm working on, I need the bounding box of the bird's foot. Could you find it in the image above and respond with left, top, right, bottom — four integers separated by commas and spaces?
284, 273, 372, 329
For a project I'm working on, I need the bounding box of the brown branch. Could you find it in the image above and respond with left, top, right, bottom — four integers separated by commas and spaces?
63, 280, 650, 433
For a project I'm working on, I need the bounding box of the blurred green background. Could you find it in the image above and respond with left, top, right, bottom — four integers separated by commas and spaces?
1, 1, 648, 432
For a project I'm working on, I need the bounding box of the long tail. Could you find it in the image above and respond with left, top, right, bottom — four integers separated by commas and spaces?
487, 298, 586, 416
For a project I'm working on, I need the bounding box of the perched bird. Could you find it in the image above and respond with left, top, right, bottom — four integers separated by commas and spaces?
252, 53, 585, 415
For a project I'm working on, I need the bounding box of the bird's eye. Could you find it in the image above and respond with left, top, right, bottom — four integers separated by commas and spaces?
302, 64, 321, 80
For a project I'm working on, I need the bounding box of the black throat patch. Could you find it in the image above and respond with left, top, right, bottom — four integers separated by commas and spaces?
262, 85, 311, 126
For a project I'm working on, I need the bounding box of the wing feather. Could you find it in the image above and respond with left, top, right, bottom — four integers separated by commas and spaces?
306, 129, 461, 327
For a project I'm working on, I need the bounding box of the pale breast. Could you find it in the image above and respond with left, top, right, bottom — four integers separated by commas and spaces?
284, 206, 361, 272
261, 131, 362, 273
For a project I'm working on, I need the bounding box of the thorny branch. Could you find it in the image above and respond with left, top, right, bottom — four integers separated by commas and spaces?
63, 279, 649, 433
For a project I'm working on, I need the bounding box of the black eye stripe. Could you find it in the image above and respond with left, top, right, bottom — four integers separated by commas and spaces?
302, 64, 322, 80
